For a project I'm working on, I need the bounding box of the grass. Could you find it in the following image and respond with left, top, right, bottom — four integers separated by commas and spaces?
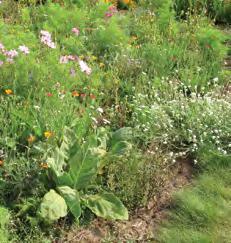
157, 150, 231, 243
0, 206, 10, 243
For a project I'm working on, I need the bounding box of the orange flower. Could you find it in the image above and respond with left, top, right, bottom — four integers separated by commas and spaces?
40, 162, 48, 169
5, 89, 13, 95
72, 91, 80, 97
44, 131, 53, 139
0, 160, 4, 166
27, 135, 36, 144
90, 93, 96, 99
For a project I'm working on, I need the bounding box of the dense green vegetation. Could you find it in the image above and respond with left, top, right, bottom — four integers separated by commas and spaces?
0, 0, 230, 242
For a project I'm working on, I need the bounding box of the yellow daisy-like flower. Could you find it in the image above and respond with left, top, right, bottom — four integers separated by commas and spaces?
44, 131, 53, 139
5, 89, 13, 95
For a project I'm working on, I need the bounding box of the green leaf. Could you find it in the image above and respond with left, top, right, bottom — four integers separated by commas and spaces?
110, 127, 133, 144
47, 127, 76, 178
110, 141, 132, 155
84, 193, 128, 220
109, 127, 133, 155
40, 190, 67, 221
57, 172, 74, 187
57, 186, 81, 219
69, 142, 99, 190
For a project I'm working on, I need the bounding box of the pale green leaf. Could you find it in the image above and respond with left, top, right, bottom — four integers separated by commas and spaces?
40, 190, 67, 221
84, 193, 128, 220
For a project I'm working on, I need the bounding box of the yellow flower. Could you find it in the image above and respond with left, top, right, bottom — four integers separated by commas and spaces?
91, 55, 98, 61
131, 36, 138, 41
27, 135, 36, 144
79, 55, 84, 60
5, 89, 13, 95
44, 131, 53, 139
99, 62, 105, 68
40, 162, 48, 169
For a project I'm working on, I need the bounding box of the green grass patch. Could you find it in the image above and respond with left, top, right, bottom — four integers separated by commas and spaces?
158, 152, 231, 243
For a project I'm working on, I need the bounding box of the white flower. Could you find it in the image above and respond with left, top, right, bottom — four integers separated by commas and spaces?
18, 45, 30, 55
78, 60, 92, 75
96, 107, 104, 114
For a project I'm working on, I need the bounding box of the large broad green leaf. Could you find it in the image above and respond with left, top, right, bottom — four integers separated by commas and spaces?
84, 193, 129, 220
110, 141, 132, 155
57, 172, 74, 187
47, 127, 76, 178
69, 142, 99, 190
110, 127, 133, 145
40, 190, 67, 221
57, 186, 81, 219
109, 128, 133, 156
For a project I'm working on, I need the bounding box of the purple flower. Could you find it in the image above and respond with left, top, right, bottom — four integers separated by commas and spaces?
18, 45, 30, 55
78, 60, 92, 75
72, 27, 80, 36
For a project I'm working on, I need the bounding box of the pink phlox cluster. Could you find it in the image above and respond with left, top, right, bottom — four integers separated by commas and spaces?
18, 45, 30, 55
59, 55, 77, 64
40, 30, 56, 49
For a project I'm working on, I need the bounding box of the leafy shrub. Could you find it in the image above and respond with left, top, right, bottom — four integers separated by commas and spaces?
39, 127, 132, 222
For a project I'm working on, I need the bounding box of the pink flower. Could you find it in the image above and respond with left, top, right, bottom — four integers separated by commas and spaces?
40, 30, 51, 38
105, 5, 117, 18
78, 60, 92, 75
67, 55, 76, 61
18, 45, 30, 55
70, 68, 76, 77
0, 43, 5, 52
0, 60, 3, 66
59, 55, 77, 64
40, 30, 56, 49
4, 49, 18, 58
72, 27, 80, 36
59, 55, 69, 64
6, 58, 14, 64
